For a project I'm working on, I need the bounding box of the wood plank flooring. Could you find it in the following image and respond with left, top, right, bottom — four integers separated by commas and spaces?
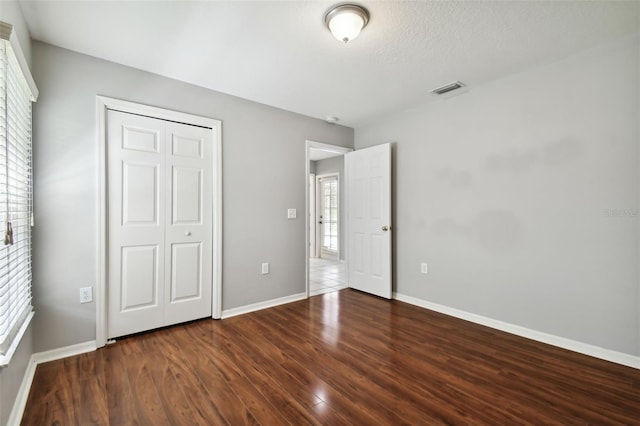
22, 289, 640, 425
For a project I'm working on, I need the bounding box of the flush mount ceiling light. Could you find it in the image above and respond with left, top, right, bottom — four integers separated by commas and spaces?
324, 4, 370, 44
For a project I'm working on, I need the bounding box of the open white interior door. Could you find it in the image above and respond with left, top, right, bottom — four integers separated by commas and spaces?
346, 143, 392, 299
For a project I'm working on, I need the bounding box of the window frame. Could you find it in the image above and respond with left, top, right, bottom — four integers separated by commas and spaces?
0, 21, 38, 367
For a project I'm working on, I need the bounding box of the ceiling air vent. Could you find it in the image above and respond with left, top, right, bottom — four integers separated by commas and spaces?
431, 81, 466, 95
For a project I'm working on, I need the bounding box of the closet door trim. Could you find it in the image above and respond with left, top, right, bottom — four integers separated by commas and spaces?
95, 96, 222, 347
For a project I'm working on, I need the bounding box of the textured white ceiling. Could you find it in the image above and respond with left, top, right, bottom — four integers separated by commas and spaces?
17, 0, 640, 126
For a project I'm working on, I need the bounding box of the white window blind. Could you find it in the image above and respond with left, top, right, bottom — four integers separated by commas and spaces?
0, 28, 36, 362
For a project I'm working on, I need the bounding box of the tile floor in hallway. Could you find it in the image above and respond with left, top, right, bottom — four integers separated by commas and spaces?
309, 257, 347, 296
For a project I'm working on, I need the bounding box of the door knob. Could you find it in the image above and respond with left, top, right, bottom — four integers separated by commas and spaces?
382, 226, 389, 231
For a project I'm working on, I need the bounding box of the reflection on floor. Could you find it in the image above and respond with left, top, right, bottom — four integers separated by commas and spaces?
309, 257, 347, 296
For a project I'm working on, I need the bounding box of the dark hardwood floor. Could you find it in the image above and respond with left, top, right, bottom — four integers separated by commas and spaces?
22, 289, 640, 425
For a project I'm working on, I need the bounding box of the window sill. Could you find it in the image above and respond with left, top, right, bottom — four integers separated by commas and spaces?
0, 310, 34, 367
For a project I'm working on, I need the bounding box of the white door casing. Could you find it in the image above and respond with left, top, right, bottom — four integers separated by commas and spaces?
309, 173, 316, 258
304, 141, 352, 297
105, 106, 216, 340
346, 143, 392, 299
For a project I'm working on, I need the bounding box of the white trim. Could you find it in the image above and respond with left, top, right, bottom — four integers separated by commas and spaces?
96, 96, 218, 128
6, 355, 36, 426
0, 311, 33, 367
221, 292, 307, 319
96, 97, 107, 347
7, 341, 96, 426
0, 21, 38, 101
31, 340, 97, 364
305, 140, 352, 299
394, 292, 640, 370
95, 96, 223, 347
309, 173, 316, 258
212, 118, 223, 320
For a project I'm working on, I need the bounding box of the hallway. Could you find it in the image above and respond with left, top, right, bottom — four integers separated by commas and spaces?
309, 258, 347, 296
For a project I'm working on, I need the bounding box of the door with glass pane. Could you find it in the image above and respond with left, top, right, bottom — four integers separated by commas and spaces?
318, 175, 339, 259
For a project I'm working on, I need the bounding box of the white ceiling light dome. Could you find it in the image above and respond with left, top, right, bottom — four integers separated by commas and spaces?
324, 4, 370, 44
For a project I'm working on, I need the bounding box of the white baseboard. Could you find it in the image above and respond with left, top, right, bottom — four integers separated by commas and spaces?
222, 292, 307, 319
11, 293, 308, 423
7, 340, 97, 426
11, 294, 637, 424
394, 292, 640, 370
31, 340, 97, 364
6, 355, 37, 426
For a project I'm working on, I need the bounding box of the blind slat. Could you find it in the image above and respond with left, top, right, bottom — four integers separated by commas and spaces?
0, 39, 34, 356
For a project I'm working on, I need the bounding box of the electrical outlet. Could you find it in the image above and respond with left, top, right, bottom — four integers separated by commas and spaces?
261, 263, 269, 274
287, 209, 297, 219
421, 263, 428, 274
79, 286, 93, 303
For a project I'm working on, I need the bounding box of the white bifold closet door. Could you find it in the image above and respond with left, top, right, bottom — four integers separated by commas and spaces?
107, 109, 213, 339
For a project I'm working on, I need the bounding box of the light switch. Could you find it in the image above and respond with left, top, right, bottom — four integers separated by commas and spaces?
287, 208, 297, 219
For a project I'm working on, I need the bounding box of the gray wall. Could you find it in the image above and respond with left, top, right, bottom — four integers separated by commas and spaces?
355, 35, 639, 357
0, 333, 32, 426
31, 41, 353, 353
0, 3, 33, 424
312, 156, 346, 260
0, 1, 31, 68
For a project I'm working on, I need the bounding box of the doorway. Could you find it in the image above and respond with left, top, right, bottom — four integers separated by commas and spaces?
305, 141, 352, 297
96, 96, 222, 347
306, 141, 392, 300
